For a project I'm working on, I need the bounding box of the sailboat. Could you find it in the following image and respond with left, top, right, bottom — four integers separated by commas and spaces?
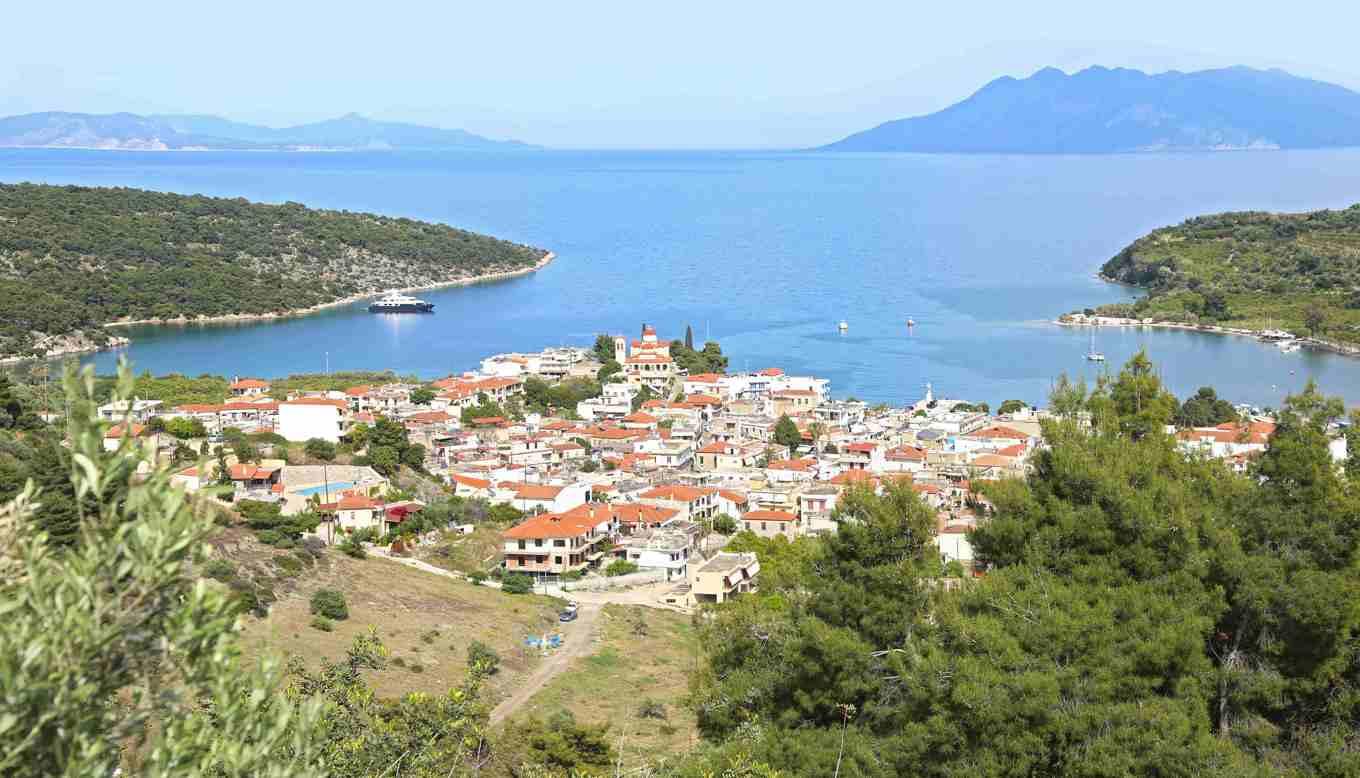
1085, 328, 1105, 362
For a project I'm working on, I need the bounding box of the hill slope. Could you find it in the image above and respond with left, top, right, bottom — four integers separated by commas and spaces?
822, 66, 1360, 153
0, 184, 549, 358
1088, 204, 1360, 342
0, 111, 531, 151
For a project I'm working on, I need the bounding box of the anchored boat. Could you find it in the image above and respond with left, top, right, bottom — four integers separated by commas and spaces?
368, 291, 435, 313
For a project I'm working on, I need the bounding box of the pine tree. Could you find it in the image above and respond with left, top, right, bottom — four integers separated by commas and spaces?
685, 324, 694, 350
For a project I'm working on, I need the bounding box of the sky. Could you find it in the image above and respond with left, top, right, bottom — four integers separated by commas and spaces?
3, 0, 1359, 149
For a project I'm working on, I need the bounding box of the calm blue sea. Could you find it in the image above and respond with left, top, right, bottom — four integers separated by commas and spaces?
3, 147, 1360, 408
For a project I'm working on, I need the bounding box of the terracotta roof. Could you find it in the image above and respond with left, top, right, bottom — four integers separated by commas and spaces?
345, 385, 372, 397
972, 454, 1014, 468
718, 489, 748, 504
766, 458, 815, 472
230, 378, 269, 389
175, 403, 222, 413
639, 484, 715, 502
612, 503, 680, 525
743, 509, 796, 522
756, 368, 784, 376
772, 389, 817, 398
283, 397, 348, 410
698, 441, 736, 454
105, 423, 146, 439
451, 474, 492, 489
684, 394, 722, 406
228, 463, 280, 480
622, 412, 659, 424
844, 442, 878, 453
503, 504, 611, 540
970, 425, 1029, 440
686, 373, 721, 383
830, 470, 877, 486
887, 445, 927, 461
406, 410, 453, 424
995, 443, 1027, 457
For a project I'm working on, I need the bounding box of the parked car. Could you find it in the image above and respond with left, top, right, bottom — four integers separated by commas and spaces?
559, 608, 578, 623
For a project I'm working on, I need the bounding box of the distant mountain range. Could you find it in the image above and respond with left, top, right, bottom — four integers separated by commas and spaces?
0, 111, 532, 151
821, 66, 1360, 153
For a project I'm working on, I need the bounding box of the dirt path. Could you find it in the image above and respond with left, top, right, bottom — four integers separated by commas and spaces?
490, 601, 603, 725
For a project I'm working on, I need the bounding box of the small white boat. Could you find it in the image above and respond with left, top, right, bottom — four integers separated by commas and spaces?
1279, 341, 1301, 354
838, 320, 848, 332
1085, 329, 1105, 362
906, 318, 916, 327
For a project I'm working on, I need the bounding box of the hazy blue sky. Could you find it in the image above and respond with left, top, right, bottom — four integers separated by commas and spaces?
3, 0, 1356, 148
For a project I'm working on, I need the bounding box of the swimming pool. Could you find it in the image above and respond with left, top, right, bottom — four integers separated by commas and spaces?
293, 481, 358, 497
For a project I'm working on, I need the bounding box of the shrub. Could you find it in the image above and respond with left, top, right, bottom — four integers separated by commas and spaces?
300, 536, 327, 556
501, 573, 533, 594
637, 699, 667, 720
293, 549, 316, 566
420, 629, 440, 644
710, 514, 737, 534
467, 640, 501, 675
604, 559, 639, 577
273, 536, 297, 549
202, 558, 237, 583
231, 588, 260, 617
310, 589, 349, 620
409, 663, 424, 674
391, 656, 406, 668
255, 529, 282, 546
467, 570, 487, 586
273, 554, 305, 576
561, 569, 583, 582
310, 616, 333, 632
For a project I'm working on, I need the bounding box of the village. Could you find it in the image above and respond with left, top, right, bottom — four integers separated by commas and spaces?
95, 323, 1323, 611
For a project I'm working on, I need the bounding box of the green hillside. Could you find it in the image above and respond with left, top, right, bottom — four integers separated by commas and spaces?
0, 184, 548, 358
1093, 204, 1360, 341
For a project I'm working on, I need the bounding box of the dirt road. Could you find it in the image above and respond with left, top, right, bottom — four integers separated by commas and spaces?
490, 601, 603, 725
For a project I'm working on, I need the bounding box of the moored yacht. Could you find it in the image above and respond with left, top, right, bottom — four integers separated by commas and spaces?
368, 291, 435, 313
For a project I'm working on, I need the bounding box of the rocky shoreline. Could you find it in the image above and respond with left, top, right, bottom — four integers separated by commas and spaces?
1054, 312, 1360, 358
2, 252, 554, 365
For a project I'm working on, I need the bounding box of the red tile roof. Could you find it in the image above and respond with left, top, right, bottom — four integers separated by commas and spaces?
970, 425, 1029, 440
283, 397, 348, 410
639, 484, 715, 503
766, 458, 815, 472
743, 509, 796, 522
230, 378, 269, 389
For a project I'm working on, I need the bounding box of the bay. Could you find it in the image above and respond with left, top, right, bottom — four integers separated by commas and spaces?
4, 147, 1360, 408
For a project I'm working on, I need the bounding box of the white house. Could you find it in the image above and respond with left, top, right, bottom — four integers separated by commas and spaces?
278, 398, 349, 442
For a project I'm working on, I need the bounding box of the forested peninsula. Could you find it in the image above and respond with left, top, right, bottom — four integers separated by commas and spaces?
1080, 204, 1360, 345
0, 184, 550, 360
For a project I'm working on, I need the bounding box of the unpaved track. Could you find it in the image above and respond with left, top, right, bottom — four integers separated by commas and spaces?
490, 602, 603, 724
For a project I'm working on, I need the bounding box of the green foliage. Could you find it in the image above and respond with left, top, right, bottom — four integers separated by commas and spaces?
711, 513, 738, 534
772, 414, 801, 449
596, 359, 621, 382
466, 639, 501, 675
286, 631, 494, 777
410, 386, 435, 405
605, 559, 639, 577
952, 401, 990, 413
461, 393, 508, 424
524, 376, 602, 414
671, 340, 729, 375
0, 361, 324, 777
631, 385, 656, 412
310, 616, 334, 632
592, 334, 617, 363
1096, 204, 1360, 342
0, 183, 547, 357
1177, 386, 1239, 427
339, 527, 374, 558
500, 710, 615, 776
309, 588, 349, 620
202, 558, 237, 582
501, 572, 533, 594
161, 415, 207, 439
272, 554, 305, 576
997, 399, 1028, 415
303, 437, 337, 462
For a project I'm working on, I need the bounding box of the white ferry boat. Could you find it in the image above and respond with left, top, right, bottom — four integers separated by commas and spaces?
368, 291, 434, 313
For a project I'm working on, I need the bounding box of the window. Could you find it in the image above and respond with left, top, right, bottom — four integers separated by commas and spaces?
554, 539, 566, 547
554, 556, 562, 564
517, 540, 526, 550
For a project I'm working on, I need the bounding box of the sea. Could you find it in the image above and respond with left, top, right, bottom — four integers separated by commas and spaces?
3, 147, 1360, 409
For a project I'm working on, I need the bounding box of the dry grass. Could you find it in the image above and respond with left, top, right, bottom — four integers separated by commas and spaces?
239, 552, 563, 702
506, 604, 701, 769
419, 524, 510, 575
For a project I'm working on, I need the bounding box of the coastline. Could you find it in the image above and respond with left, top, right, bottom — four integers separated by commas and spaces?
103, 251, 554, 329
1054, 313, 1360, 359
1, 252, 553, 366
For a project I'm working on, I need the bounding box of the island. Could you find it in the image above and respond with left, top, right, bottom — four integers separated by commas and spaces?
1063, 203, 1360, 352
0, 183, 551, 360
820, 65, 1360, 154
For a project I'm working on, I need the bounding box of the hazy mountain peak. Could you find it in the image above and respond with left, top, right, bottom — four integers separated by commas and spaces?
820, 65, 1360, 153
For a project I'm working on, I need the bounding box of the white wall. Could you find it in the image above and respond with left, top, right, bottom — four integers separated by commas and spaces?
279, 404, 343, 442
